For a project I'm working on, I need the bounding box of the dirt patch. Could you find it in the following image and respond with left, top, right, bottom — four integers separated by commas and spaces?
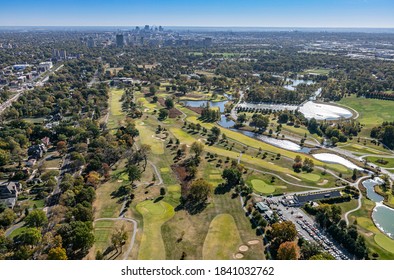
185, 106, 203, 115
234, 253, 244, 259
158, 98, 182, 118
169, 108, 182, 118
171, 164, 191, 195
318, 179, 328, 186
239, 245, 249, 252
247, 240, 260, 245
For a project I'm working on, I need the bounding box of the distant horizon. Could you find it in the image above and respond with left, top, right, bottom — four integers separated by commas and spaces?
1, 1, 393, 28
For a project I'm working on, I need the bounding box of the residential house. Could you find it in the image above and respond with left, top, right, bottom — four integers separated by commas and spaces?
0, 181, 22, 208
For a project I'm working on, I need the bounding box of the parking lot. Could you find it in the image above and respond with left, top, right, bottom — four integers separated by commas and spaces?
264, 196, 351, 260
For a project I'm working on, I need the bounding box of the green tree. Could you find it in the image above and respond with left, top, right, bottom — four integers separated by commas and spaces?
24, 209, 48, 227
271, 221, 298, 244
222, 168, 242, 186
158, 108, 169, 120
164, 97, 174, 109
0, 208, 17, 227
187, 179, 211, 205
0, 149, 10, 166
190, 141, 204, 158
111, 226, 128, 253
16, 227, 42, 246
127, 164, 142, 185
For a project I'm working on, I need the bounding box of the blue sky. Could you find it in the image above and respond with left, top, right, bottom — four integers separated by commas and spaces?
0, 0, 393, 27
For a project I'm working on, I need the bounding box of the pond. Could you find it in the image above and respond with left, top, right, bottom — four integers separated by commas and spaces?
182, 100, 228, 113
362, 178, 394, 239
312, 153, 363, 170
284, 78, 315, 91
231, 129, 312, 153
218, 115, 235, 128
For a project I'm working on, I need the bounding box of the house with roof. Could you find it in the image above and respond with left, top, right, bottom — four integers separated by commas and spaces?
0, 181, 22, 208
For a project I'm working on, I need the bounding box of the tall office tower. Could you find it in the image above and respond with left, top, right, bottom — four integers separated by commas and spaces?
116, 34, 125, 47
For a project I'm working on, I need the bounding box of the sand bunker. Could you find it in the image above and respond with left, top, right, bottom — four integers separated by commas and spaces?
247, 240, 260, 245
117, 180, 123, 183
239, 245, 249, 252
235, 253, 244, 259
318, 179, 328, 186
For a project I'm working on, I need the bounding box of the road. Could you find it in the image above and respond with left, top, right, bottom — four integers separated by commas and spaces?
230, 90, 244, 120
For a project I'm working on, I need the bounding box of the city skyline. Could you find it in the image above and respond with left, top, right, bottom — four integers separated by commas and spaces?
0, 0, 394, 28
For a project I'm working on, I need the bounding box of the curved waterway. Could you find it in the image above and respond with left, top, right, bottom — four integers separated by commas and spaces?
362, 178, 394, 239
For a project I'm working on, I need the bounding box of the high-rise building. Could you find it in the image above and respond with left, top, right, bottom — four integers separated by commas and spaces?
159, 26, 164, 32
87, 37, 96, 48
116, 34, 125, 47
144, 25, 150, 31
59, 50, 67, 60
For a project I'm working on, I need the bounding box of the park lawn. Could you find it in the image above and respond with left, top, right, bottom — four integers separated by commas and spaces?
136, 122, 164, 155
22, 117, 46, 124
367, 156, 394, 169
202, 214, 243, 260
338, 95, 394, 136
281, 124, 322, 143
337, 143, 390, 156
107, 88, 125, 130
337, 199, 358, 219
136, 200, 175, 260
8, 226, 28, 239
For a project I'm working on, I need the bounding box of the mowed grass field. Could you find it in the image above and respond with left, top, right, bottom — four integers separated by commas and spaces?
338, 95, 394, 136
350, 197, 394, 259
136, 200, 175, 260
202, 214, 243, 260
107, 88, 125, 130
136, 120, 164, 155
366, 156, 394, 168
185, 115, 348, 174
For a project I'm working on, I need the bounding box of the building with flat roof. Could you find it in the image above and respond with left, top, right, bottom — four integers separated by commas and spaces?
116, 34, 125, 47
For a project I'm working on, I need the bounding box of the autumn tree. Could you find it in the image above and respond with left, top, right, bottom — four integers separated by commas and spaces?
47, 247, 68, 260
56, 141, 67, 155
277, 241, 300, 260
111, 226, 128, 253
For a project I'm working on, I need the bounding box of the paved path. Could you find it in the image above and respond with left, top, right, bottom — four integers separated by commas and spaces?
5, 221, 24, 238
94, 217, 138, 260
344, 176, 371, 225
